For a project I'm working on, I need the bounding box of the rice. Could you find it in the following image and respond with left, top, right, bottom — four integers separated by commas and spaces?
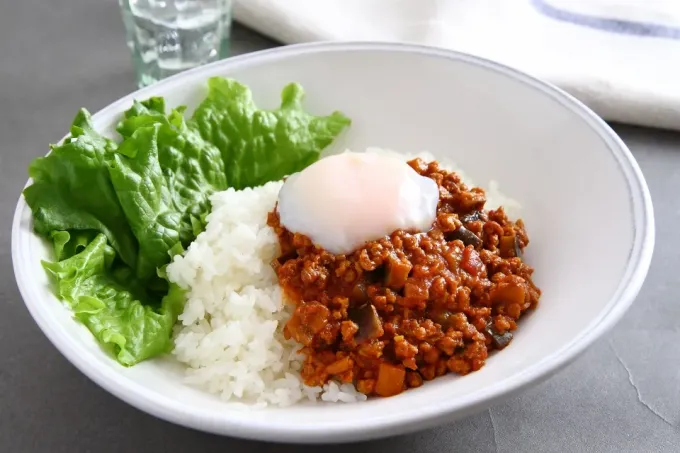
167, 181, 366, 407
166, 148, 519, 408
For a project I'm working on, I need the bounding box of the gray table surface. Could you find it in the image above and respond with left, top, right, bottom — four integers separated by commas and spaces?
2, 1, 679, 452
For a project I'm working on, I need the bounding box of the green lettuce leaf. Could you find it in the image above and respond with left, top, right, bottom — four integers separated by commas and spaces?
42, 234, 185, 366
23, 110, 138, 268
191, 77, 351, 189
116, 97, 172, 137
50, 230, 98, 261
25, 77, 351, 367
108, 102, 227, 280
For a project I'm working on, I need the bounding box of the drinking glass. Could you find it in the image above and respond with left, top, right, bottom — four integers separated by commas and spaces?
119, 0, 233, 87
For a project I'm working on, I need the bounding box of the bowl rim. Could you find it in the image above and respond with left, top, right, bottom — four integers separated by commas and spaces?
12, 41, 655, 443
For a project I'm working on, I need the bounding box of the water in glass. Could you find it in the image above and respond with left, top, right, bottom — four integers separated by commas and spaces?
119, 0, 232, 87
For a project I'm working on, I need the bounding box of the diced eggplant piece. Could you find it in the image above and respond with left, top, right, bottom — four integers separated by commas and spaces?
364, 266, 386, 283
429, 309, 453, 329
385, 253, 412, 289
514, 235, 523, 259
493, 331, 513, 349
351, 282, 368, 304
446, 226, 482, 248
349, 303, 383, 343
275, 251, 297, 266
460, 210, 482, 223
484, 322, 513, 350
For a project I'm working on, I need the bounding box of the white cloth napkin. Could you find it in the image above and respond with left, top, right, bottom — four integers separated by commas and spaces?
234, 0, 680, 131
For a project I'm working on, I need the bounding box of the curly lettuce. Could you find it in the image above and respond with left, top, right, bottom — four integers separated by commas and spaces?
192, 77, 351, 189
43, 234, 185, 366
23, 78, 350, 366
24, 111, 138, 268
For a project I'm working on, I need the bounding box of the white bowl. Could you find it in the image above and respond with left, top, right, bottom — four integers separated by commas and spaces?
12, 42, 654, 443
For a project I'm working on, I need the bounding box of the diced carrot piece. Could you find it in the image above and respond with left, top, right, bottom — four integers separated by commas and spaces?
325, 356, 353, 375
491, 283, 526, 307
375, 363, 406, 397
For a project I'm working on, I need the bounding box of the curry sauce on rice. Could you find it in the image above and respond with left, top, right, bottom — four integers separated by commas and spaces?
269, 157, 541, 397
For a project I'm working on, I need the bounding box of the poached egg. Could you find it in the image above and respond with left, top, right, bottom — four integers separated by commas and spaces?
277, 151, 439, 255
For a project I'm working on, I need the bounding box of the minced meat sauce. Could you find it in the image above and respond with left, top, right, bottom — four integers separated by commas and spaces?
267, 158, 541, 397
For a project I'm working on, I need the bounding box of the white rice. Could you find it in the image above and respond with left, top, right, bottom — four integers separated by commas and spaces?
167, 148, 519, 408
167, 181, 366, 407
